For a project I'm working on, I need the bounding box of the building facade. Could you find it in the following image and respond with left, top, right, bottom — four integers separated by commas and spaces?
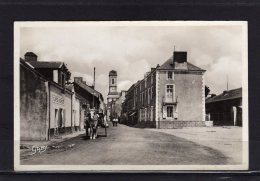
20, 52, 104, 141
20, 55, 74, 140
206, 88, 242, 126
20, 59, 49, 140
114, 90, 127, 120
122, 51, 206, 129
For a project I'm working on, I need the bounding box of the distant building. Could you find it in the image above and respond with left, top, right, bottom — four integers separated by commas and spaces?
73, 77, 104, 111
122, 51, 206, 128
107, 70, 120, 120
114, 90, 127, 119
206, 88, 242, 126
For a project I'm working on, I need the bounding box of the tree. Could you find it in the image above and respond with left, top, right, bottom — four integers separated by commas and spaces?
205, 85, 210, 97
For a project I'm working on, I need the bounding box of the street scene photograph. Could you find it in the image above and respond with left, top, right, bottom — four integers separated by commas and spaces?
14, 21, 248, 171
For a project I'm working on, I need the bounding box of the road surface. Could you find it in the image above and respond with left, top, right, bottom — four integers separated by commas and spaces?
21, 123, 227, 165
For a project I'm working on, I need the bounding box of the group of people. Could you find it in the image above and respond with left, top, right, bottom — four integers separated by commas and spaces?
112, 117, 119, 127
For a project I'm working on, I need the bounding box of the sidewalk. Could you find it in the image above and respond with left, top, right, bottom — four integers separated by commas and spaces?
20, 130, 86, 159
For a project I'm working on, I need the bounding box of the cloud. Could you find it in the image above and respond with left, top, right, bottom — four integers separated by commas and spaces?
118, 80, 132, 91
20, 24, 244, 101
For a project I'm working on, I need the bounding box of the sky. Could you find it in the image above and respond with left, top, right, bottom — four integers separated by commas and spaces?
19, 23, 244, 102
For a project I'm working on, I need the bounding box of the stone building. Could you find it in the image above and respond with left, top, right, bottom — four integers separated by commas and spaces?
20, 54, 73, 140
122, 51, 206, 129
20, 58, 49, 140
206, 88, 242, 126
72, 76, 105, 126
106, 70, 120, 120
114, 90, 127, 119
20, 52, 104, 141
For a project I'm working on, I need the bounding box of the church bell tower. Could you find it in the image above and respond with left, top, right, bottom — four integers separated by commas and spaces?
108, 70, 118, 96
107, 70, 120, 120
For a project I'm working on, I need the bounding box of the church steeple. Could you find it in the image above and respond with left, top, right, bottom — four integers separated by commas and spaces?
108, 70, 118, 95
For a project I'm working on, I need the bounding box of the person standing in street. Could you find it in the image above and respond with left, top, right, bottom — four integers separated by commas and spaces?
114, 117, 118, 127
112, 117, 115, 127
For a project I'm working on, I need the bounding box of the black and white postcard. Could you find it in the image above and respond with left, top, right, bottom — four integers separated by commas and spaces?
14, 21, 248, 171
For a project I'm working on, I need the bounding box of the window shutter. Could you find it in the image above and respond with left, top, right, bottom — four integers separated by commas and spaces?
163, 106, 166, 119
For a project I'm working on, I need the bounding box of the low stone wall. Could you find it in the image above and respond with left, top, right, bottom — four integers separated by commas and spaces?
158, 121, 206, 129
134, 121, 156, 128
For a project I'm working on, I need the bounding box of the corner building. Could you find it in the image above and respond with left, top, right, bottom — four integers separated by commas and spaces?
123, 51, 206, 129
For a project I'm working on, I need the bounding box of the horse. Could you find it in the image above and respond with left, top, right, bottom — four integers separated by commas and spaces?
88, 110, 99, 140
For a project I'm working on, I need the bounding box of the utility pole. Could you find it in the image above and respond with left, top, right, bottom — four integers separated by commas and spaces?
93, 67, 96, 90
226, 74, 229, 91
92, 67, 96, 110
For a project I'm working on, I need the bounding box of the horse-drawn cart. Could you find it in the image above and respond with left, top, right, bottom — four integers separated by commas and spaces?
85, 109, 108, 139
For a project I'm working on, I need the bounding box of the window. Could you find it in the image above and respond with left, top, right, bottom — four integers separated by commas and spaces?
166, 84, 175, 102
166, 85, 174, 97
112, 78, 114, 85
167, 106, 173, 117
151, 74, 153, 84
145, 90, 147, 104
142, 92, 144, 105
150, 106, 153, 121
148, 88, 150, 104
150, 86, 153, 100
145, 78, 147, 88
167, 71, 173, 80
144, 108, 146, 121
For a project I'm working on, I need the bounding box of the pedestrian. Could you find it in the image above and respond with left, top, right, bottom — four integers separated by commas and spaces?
115, 117, 118, 127
112, 117, 115, 127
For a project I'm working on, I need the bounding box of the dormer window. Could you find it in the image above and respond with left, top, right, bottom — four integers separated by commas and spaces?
167, 71, 173, 80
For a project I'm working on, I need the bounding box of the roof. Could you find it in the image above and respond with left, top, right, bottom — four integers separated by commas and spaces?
20, 58, 73, 94
25, 52, 37, 57
28, 61, 64, 69
74, 79, 101, 98
158, 56, 205, 71
65, 84, 74, 91
206, 88, 242, 103
20, 58, 47, 80
109, 70, 117, 76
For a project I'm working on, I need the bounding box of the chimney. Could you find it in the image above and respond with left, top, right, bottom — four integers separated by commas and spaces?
24, 52, 37, 62
173, 51, 188, 70
74, 77, 83, 83
211, 94, 216, 98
